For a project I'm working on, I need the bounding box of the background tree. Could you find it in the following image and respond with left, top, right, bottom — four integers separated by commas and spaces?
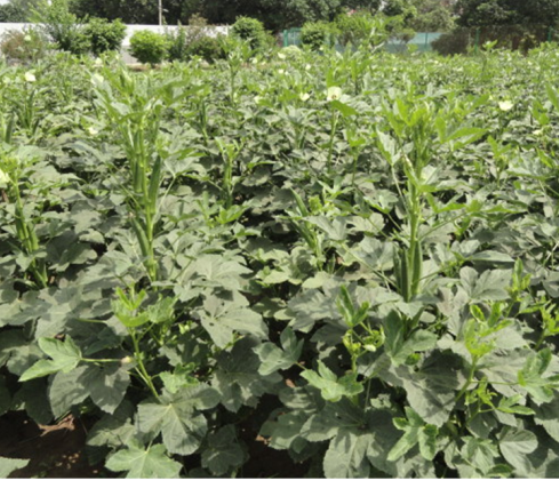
410, 0, 455, 32
67, 0, 381, 30
0, 0, 38, 22
456, 0, 559, 27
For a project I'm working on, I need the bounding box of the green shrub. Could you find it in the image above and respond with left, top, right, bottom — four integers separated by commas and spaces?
166, 26, 189, 62
31, 0, 90, 55
0, 3, 26, 22
129, 30, 169, 65
431, 28, 471, 55
186, 35, 226, 62
335, 10, 380, 47
0, 27, 48, 62
56, 29, 91, 55
83, 18, 126, 56
300, 21, 337, 50
281, 45, 303, 59
231, 16, 267, 50
167, 15, 212, 62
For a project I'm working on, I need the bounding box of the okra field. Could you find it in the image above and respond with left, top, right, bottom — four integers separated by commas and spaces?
2, 44, 559, 478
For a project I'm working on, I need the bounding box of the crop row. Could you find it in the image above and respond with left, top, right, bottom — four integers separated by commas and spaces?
1, 45, 559, 477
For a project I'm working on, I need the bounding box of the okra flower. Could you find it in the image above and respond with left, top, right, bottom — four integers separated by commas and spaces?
91, 73, 105, 86
0, 168, 10, 188
498, 101, 514, 112
24, 71, 36, 83
326, 87, 342, 101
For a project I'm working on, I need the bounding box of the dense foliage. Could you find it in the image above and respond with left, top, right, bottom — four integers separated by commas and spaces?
0, 0, 382, 30
83, 18, 127, 57
0, 3, 27, 22
301, 21, 337, 49
0, 0, 454, 32
409, 0, 454, 32
456, 0, 559, 27
6, 0, 127, 58
231, 16, 271, 51
1, 42, 559, 478
129, 30, 170, 65
0, 27, 47, 62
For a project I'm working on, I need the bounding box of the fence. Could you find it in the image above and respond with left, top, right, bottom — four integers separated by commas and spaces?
432, 25, 558, 55
281, 24, 559, 54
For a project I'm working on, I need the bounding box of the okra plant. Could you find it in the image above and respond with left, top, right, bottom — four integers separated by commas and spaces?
1, 42, 559, 480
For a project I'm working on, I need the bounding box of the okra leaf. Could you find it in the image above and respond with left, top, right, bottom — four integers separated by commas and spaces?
301, 361, 363, 402
137, 385, 220, 456
254, 327, 303, 375
518, 349, 559, 404
384, 311, 438, 366
48, 366, 89, 417
329, 100, 358, 117
19, 336, 82, 382
499, 429, 538, 474
461, 437, 499, 475
260, 410, 310, 450
0, 457, 29, 477
200, 296, 268, 348
105, 440, 182, 478
533, 396, 559, 442
212, 338, 282, 412
323, 429, 372, 478
82, 363, 130, 414
87, 400, 136, 449
418, 424, 438, 461
201, 426, 247, 476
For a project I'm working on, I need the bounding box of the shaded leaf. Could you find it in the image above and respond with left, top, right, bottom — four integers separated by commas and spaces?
105, 441, 182, 478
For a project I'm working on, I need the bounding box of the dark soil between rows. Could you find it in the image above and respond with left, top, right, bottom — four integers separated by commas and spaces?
0, 403, 310, 478
0, 412, 101, 478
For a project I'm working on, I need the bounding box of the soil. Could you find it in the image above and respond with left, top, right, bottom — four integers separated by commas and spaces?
0, 401, 310, 478
0, 412, 103, 478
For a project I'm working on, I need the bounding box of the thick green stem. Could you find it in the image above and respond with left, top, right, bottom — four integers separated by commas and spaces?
327, 112, 339, 171
455, 358, 478, 404
13, 184, 47, 288
130, 330, 160, 401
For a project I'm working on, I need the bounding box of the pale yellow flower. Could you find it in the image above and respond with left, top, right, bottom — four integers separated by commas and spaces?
91, 73, 105, 86
0, 168, 10, 188
326, 86, 342, 101
499, 101, 514, 112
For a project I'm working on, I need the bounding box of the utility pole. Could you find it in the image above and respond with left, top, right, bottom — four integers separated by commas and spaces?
158, 0, 163, 25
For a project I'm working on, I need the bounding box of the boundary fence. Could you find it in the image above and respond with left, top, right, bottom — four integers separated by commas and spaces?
282, 25, 559, 54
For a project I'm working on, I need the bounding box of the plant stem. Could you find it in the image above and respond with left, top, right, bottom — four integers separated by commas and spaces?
327, 111, 339, 171
130, 329, 160, 401
455, 358, 478, 404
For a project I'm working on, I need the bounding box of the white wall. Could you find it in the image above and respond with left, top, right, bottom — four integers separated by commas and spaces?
0, 23, 231, 63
